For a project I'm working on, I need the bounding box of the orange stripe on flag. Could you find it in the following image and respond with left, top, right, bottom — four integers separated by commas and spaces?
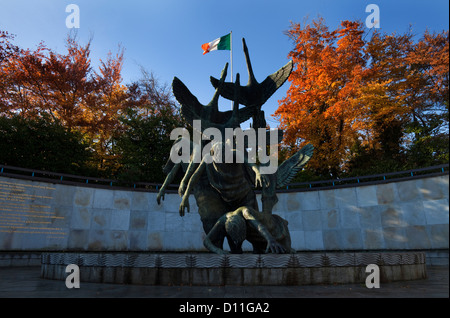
201, 43, 211, 55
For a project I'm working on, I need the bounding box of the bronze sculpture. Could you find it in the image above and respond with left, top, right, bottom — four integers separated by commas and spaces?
158, 38, 313, 254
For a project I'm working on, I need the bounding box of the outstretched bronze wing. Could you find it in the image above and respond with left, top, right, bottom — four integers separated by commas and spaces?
276, 144, 314, 188
172, 65, 253, 129
172, 76, 204, 124
210, 38, 293, 108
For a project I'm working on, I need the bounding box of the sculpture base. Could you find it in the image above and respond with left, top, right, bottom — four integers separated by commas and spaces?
40, 252, 427, 286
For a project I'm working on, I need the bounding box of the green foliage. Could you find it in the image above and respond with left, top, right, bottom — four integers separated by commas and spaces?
113, 107, 182, 183
0, 115, 93, 175
112, 72, 187, 184
407, 133, 449, 168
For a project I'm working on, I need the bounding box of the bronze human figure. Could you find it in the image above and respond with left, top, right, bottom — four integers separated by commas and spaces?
158, 38, 313, 254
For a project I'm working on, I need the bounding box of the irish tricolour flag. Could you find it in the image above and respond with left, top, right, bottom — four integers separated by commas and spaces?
201, 33, 231, 55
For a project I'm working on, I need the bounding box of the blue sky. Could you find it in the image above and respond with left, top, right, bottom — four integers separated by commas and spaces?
1, 0, 448, 127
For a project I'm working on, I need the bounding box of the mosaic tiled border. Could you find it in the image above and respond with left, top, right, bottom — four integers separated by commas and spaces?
41, 251, 426, 268
40, 252, 427, 286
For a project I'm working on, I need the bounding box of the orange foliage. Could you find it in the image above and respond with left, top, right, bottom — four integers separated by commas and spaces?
276, 19, 368, 176
276, 18, 449, 177
0, 33, 128, 170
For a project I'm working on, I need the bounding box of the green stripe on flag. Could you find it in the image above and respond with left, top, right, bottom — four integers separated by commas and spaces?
217, 33, 231, 50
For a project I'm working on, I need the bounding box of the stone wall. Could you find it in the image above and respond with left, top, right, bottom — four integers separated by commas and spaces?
0, 174, 448, 252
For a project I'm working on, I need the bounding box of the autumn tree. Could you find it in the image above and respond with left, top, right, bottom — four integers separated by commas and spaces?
0, 31, 19, 64
276, 18, 449, 178
348, 29, 449, 173
0, 32, 128, 176
83, 46, 128, 175
346, 30, 414, 174
113, 70, 184, 183
0, 31, 19, 115
405, 30, 449, 167
276, 18, 368, 177
0, 30, 184, 181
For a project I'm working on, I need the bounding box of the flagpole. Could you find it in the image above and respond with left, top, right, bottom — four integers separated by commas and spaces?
230, 31, 234, 82
230, 31, 233, 109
